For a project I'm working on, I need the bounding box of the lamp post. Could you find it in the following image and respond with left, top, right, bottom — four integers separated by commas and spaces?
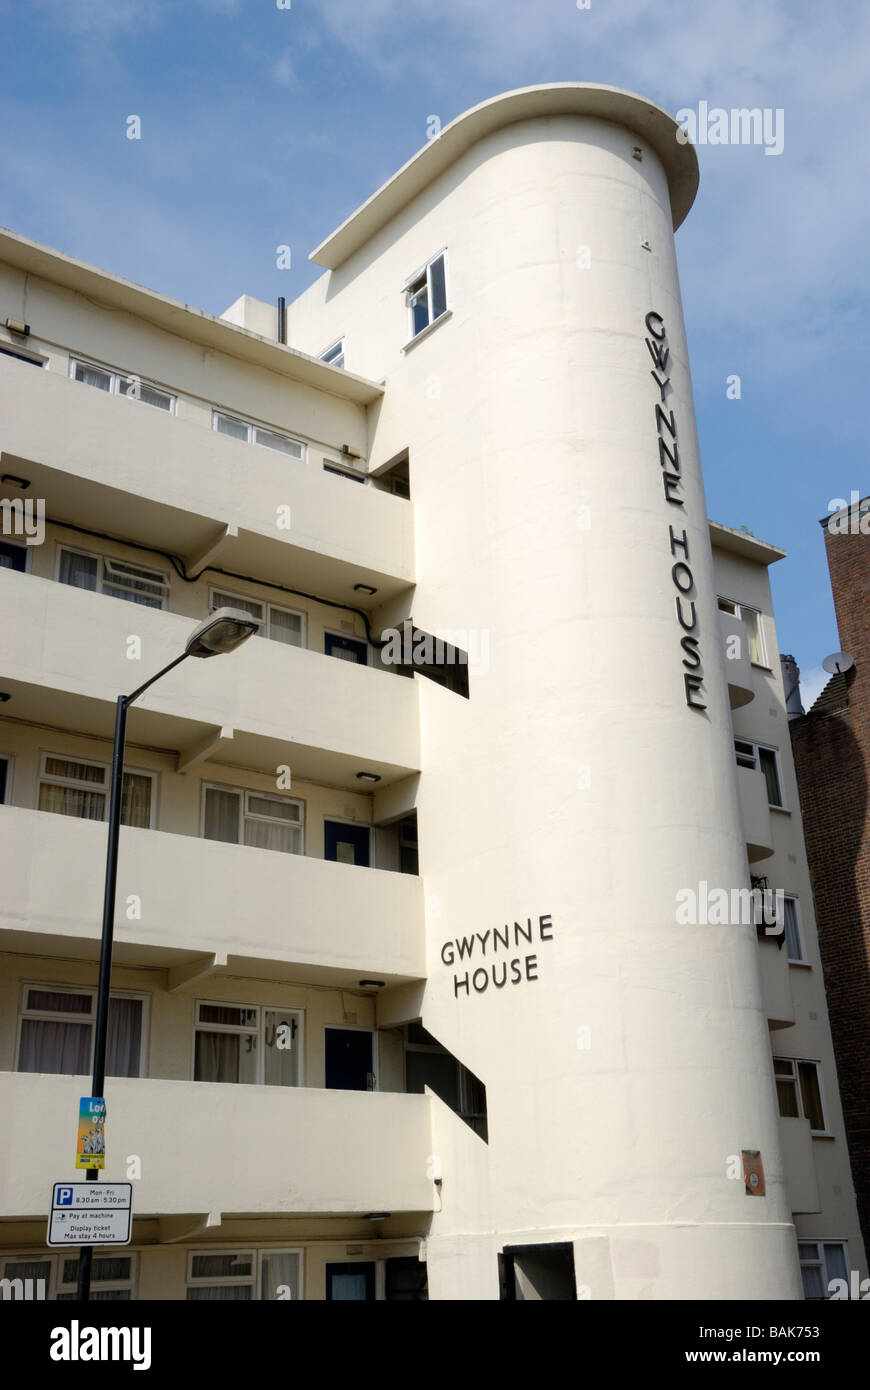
76, 610, 258, 1301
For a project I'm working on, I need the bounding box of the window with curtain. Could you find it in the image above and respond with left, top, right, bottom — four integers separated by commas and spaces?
799, 1241, 848, 1299
37, 754, 154, 828
185, 1250, 301, 1300
202, 785, 303, 855
71, 358, 174, 412
17, 987, 144, 1077
193, 1001, 300, 1087
209, 589, 304, 648
58, 547, 169, 610
212, 411, 304, 459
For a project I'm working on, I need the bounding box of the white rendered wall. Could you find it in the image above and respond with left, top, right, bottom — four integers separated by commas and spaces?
294, 108, 804, 1299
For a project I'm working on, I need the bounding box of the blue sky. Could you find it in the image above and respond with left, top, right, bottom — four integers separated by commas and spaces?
1, 0, 865, 704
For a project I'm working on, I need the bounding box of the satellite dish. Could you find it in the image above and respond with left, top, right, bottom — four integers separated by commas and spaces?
822, 651, 855, 675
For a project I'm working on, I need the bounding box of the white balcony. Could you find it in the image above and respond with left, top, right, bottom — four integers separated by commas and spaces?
779, 1115, 820, 1215
756, 937, 795, 1030
0, 806, 425, 986
0, 355, 413, 603
736, 764, 774, 862
0, 1072, 434, 1219
0, 568, 420, 787
718, 610, 754, 710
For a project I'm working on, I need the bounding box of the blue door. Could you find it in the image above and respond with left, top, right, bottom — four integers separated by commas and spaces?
324, 820, 370, 867
325, 1028, 374, 1091
324, 632, 368, 664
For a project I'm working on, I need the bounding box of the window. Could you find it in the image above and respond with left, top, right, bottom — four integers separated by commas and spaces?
186, 1249, 302, 1301
404, 1022, 487, 1139
733, 739, 784, 808
17, 985, 145, 1078
398, 816, 418, 875
405, 251, 448, 340
774, 1057, 827, 1133
718, 597, 766, 664
56, 1256, 136, 1301
213, 411, 304, 459
70, 358, 174, 412
201, 784, 303, 855
38, 753, 155, 828
799, 1241, 849, 1300
320, 338, 345, 369
193, 1001, 301, 1087
208, 589, 304, 648
1, 1253, 136, 1301
57, 545, 169, 610
783, 897, 805, 963
0, 754, 10, 803
1, 537, 29, 572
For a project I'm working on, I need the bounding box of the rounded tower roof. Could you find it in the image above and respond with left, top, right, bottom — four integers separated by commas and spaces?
311, 82, 700, 270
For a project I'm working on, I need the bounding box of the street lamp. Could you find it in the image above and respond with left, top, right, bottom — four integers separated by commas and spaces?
76, 610, 258, 1300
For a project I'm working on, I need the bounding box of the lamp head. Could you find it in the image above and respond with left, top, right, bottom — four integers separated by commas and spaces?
185, 607, 259, 658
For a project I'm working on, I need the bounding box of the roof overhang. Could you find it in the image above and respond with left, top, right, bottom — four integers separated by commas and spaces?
311, 82, 700, 270
709, 520, 786, 566
0, 226, 382, 405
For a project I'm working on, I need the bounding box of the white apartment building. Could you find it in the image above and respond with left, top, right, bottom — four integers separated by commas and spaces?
0, 83, 864, 1301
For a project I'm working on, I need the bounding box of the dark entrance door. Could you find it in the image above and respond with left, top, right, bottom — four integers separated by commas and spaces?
324, 1027, 374, 1091
324, 820, 370, 867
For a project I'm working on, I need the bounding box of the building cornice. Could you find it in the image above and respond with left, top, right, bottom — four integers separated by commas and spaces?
310, 82, 700, 271
0, 225, 383, 405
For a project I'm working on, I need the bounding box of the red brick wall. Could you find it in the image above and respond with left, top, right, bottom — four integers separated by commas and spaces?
790, 517, 870, 1255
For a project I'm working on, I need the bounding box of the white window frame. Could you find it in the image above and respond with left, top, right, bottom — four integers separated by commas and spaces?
319, 338, 345, 369
773, 1055, 829, 1135
212, 410, 305, 460
783, 895, 806, 965
733, 739, 785, 809
55, 543, 170, 611
192, 1000, 304, 1088
69, 356, 175, 414
199, 781, 305, 855
404, 249, 449, 343
207, 586, 306, 648
1, 1252, 138, 1301
718, 596, 767, 665
15, 981, 149, 1079
798, 1240, 849, 1301
185, 1247, 304, 1300
37, 750, 158, 829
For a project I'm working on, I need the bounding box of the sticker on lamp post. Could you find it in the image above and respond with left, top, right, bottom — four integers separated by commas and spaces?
75, 1097, 106, 1170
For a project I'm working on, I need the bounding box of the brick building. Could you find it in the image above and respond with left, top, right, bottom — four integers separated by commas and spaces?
790, 495, 870, 1257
